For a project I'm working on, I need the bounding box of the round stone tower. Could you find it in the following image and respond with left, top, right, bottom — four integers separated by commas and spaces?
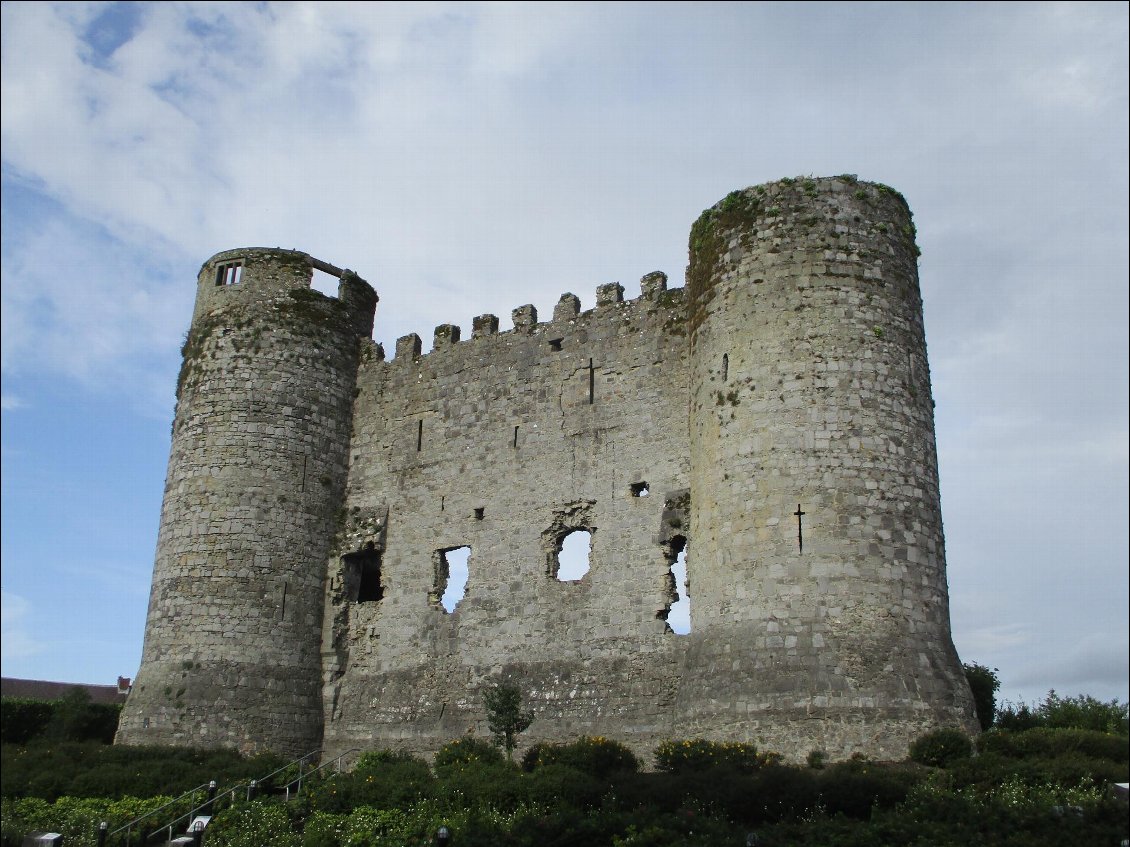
680, 177, 976, 758
117, 249, 376, 756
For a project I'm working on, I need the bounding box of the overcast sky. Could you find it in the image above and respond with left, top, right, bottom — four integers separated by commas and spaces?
2, 2, 1126, 711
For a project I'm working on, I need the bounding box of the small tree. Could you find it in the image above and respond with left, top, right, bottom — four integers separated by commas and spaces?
963, 662, 1000, 731
483, 683, 533, 760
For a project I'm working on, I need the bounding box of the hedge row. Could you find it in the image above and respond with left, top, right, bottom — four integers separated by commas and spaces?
2, 731, 1127, 845
4, 771, 1127, 847
1, 742, 286, 802
0, 695, 121, 745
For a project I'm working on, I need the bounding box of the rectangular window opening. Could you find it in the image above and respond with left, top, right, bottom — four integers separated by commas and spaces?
215, 261, 243, 287
416, 419, 423, 452
658, 536, 690, 634
343, 547, 384, 603
433, 546, 470, 612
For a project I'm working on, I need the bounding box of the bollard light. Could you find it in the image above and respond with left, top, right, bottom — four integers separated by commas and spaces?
436, 825, 452, 845
97, 820, 109, 847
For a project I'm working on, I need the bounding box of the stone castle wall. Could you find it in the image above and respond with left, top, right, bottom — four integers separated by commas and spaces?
322, 275, 694, 759
678, 178, 970, 758
119, 177, 978, 763
117, 250, 376, 756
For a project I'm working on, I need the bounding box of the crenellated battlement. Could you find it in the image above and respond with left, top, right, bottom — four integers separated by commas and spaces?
386, 271, 683, 365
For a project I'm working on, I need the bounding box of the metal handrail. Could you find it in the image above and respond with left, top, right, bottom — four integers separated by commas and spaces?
246, 748, 324, 791
107, 782, 211, 846
146, 771, 279, 846
104, 748, 327, 845
283, 748, 361, 801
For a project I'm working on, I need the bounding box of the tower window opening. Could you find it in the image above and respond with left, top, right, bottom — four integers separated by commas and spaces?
473, 507, 485, 520
722, 353, 729, 382
343, 546, 384, 603
433, 546, 470, 612
215, 261, 243, 287
549, 338, 563, 351
630, 482, 650, 497
311, 268, 339, 297
658, 535, 690, 635
553, 529, 592, 581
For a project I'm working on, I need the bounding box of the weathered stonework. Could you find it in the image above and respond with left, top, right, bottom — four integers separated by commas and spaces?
118, 177, 977, 762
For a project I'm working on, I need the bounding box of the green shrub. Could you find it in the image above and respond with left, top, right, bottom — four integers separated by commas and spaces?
301, 810, 348, 847
1038, 692, 1129, 735
526, 763, 604, 810
946, 749, 1128, 795
0, 695, 122, 747
309, 753, 434, 814
1, 742, 287, 802
997, 691, 1129, 735
301, 806, 421, 847
434, 737, 506, 770
437, 761, 529, 813
2, 795, 103, 846
654, 739, 776, 774
0, 794, 186, 846
603, 771, 684, 814
978, 727, 1129, 763
0, 700, 55, 745
739, 765, 821, 823
908, 728, 973, 767
996, 700, 1040, 732
963, 663, 1000, 731
818, 761, 923, 819
522, 736, 639, 778
205, 800, 299, 847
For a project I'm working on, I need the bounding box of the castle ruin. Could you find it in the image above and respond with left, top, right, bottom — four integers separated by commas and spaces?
116, 176, 978, 762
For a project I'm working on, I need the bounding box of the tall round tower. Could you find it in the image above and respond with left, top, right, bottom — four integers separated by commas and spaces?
680, 177, 976, 758
117, 249, 376, 756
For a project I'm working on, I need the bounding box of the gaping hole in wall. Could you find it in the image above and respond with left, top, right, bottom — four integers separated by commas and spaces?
214, 261, 243, 286
658, 535, 690, 634
433, 546, 470, 612
630, 482, 650, 497
344, 545, 384, 603
548, 338, 563, 351
555, 530, 592, 581
311, 268, 339, 297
